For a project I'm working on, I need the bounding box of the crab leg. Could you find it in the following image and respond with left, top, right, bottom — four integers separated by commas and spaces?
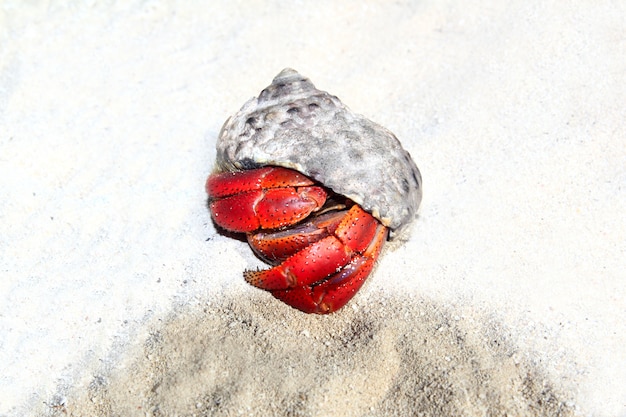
244, 235, 351, 290
247, 210, 345, 264
270, 223, 387, 314
244, 205, 383, 294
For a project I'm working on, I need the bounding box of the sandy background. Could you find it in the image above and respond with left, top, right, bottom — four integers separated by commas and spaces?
1, 1, 625, 416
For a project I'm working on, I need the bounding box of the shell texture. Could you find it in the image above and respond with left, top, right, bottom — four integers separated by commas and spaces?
216, 68, 422, 238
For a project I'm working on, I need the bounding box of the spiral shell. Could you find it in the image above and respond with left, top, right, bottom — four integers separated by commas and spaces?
216, 68, 422, 238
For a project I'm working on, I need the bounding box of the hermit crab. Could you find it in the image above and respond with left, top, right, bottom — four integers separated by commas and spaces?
206, 68, 422, 314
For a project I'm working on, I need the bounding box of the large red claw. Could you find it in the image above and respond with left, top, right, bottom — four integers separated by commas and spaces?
207, 167, 327, 232
255, 187, 327, 229
208, 190, 263, 232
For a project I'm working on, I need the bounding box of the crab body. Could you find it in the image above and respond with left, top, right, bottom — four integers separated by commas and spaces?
207, 69, 422, 314
207, 166, 387, 314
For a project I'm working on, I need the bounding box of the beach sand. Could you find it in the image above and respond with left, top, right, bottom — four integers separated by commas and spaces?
1, 1, 624, 416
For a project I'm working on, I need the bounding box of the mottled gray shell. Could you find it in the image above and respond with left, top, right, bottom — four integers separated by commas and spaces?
216, 68, 422, 238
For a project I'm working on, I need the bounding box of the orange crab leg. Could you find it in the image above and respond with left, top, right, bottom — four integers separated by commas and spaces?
271, 223, 387, 314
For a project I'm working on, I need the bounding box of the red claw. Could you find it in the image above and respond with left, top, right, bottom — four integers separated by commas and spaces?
207, 167, 327, 232
206, 166, 315, 197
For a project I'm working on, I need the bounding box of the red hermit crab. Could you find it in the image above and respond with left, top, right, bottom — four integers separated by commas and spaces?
206, 69, 422, 314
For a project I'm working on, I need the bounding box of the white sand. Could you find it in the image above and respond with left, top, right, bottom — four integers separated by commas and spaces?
1, 1, 624, 416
